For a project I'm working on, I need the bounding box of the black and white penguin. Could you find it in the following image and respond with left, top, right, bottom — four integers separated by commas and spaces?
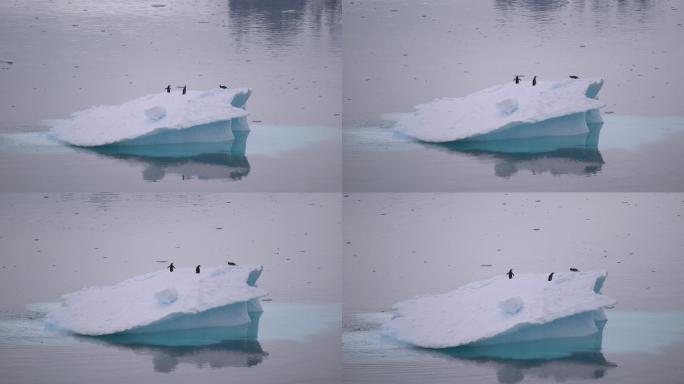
219, 85, 228, 89
569, 75, 579, 79
570, 267, 579, 272
506, 268, 514, 279
514, 75, 521, 84
195, 265, 201, 274
227, 261, 237, 266
165, 85, 171, 93
182, 85, 187, 95
168, 262, 175, 272
532, 76, 537, 86
548, 272, 554, 281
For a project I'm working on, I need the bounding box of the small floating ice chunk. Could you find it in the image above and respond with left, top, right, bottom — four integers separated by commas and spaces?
47, 265, 266, 335
498, 297, 523, 315
47, 88, 252, 147
145, 106, 166, 121
384, 271, 616, 349
155, 288, 178, 305
388, 78, 605, 142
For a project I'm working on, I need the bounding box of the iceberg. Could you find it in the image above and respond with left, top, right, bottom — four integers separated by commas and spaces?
385, 271, 616, 349
47, 265, 267, 336
389, 78, 605, 143
48, 88, 252, 147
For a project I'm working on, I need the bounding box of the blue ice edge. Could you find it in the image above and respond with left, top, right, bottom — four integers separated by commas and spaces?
345, 114, 684, 153
343, 310, 684, 363
0, 302, 339, 372
0, 302, 340, 348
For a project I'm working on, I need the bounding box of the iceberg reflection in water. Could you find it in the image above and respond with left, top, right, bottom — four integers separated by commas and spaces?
77, 128, 251, 182
83, 312, 268, 373
426, 122, 604, 178
434, 326, 615, 383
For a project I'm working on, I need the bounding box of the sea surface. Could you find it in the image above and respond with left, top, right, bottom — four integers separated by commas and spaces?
343, 193, 684, 383
343, 0, 684, 192
0, 193, 342, 383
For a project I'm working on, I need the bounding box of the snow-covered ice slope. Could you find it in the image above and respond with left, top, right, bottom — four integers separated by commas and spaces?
47, 265, 266, 336
389, 79, 605, 142
48, 88, 251, 147
385, 271, 616, 349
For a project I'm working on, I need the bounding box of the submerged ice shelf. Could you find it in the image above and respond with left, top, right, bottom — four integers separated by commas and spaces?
388, 78, 605, 143
47, 88, 252, 147
47, 265, 267, 336
385, 271, 616, 349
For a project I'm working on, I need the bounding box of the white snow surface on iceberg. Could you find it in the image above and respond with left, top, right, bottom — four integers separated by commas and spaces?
388, 78, 605, 142
48, 88, 251, 147
47, 265, 266, 336
385, 271, 616, 349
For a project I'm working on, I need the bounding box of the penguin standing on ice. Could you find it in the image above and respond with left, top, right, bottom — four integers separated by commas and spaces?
165, 85, 171, 93
548, 272, 554, 281
195, 265, 201, 274
227, 261, 237, 266
514, 75, 521, 84
569, 75, 579, 79
168, 262, 175, 272
570, 267, 579, 272
506, 269, 514, 279
182, 85, 187, 95
532, 76, 537, 86
219, 85, 228, 89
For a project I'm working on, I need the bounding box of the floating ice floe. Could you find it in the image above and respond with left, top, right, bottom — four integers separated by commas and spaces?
47, 265, 266, 336
48, 88, 252, 147
385, 271, 616, 349
388, 78, 605, 142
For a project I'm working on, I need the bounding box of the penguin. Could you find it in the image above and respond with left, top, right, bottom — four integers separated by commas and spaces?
165, 85, 171, 93
532, 76, 537, 86
182, 85, 187, 95
548, 272, 554, 281
570, 267, 579, 272
195, 265, 201, 274
168, 262, 175, 272
227, 261, 237, 266
569, 75, 579, 79
514, 75, 521, 84
506, 268, 514, 279
219, 85, 228, 89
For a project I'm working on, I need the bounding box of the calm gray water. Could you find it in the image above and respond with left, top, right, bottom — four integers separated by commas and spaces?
343, 0, 684, 192
0, 193, 342, 383
343, 193, 684, 383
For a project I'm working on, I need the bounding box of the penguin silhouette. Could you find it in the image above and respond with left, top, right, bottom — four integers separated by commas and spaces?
165, 85, 171, 93
532, 76, 537, 86
227, 261, 237, 266
195, 265, 201, 274
506, 269, 514, 279
168, 262, 175, 272
548, 272, 554, 281
514, 75, 521, 84
569, 75, 579, 79
182, 85, 187, 95
570, 267, 579, 272
219, 85, 228, 89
